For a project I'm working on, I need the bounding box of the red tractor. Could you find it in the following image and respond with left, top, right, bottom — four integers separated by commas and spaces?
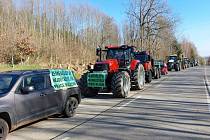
134, 51, 161, 83
80, 45, 145, 98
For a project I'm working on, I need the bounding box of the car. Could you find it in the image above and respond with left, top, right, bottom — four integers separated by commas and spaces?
0, 69, 81, 139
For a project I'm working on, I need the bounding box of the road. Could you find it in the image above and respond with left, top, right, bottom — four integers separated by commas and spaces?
8, 66, 210, 140
205, 65, 210, 92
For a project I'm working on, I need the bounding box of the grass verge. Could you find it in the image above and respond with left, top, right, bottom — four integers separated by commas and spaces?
0, 64, 42, 72
0, 64, 81, 79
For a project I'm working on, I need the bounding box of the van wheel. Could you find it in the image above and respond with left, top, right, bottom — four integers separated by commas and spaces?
0, 118, 9, 140
63, 97, 78, 117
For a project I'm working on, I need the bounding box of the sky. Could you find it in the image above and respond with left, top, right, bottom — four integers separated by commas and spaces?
168, 0, 210, 57
67, 0, 210, 57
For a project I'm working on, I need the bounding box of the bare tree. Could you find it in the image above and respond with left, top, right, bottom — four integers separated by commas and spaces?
124, 0, 176, 58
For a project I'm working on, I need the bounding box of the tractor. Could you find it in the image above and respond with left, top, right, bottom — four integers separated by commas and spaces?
183, 57, 190, 68
134, 51, 161, 83
190, 58, 198, 67
154, 60, 168, 75
167, 55, 181, 71
79, 45, 145, 98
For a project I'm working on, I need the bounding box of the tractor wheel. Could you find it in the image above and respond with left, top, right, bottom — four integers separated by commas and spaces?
79, 73, 99, 97
111, 71, 130, 98
0, 118, 9, 140
155, 68, 159, 79
159, 70, 161, 78
175, 64, 179, 71
146, 70, 152, 83
132, 64, 145, 90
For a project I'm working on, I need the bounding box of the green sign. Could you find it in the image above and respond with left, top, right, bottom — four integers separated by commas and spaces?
49, 69, 78, 90
87, 72, 107, 88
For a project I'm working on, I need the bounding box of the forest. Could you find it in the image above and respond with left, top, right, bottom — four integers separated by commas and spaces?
0, 0, 201, 73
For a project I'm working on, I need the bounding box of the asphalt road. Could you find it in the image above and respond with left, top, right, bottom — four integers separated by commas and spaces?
8, 66, 210, 140
205, 65, 210, 92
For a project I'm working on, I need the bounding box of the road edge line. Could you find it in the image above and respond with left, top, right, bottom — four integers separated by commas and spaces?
117, 95, 142, 110
204, 66, 210, 112
204, 66, 210, 94
204, 79, 210, 113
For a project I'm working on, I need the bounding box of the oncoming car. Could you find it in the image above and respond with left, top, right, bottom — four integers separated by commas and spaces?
0, 69, 81, 139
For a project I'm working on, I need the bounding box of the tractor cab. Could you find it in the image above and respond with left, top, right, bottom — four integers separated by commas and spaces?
95, 45, 136, 71
167, 55, 181, 71
134, 51, 162, 83
105, 45, 134, 68
154, 60, 164, 69
183, 57, 189, 64
168, 55, 178, 63
134, 51, 154, 68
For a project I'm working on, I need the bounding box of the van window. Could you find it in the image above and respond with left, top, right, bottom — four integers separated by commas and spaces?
24, 75, 45, 91
46, 75, 53, 88
0, 75, 18, 94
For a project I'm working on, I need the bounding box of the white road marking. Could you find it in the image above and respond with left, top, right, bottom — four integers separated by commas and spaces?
61, 137, 70, 140
155, 83, 162, 88
204, 66, 210, 112
205, 65, 207, 79
204, 80, 210, 113
204, 65, 210, 91
117, 95, 142, 110
152, 80, 161, 84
